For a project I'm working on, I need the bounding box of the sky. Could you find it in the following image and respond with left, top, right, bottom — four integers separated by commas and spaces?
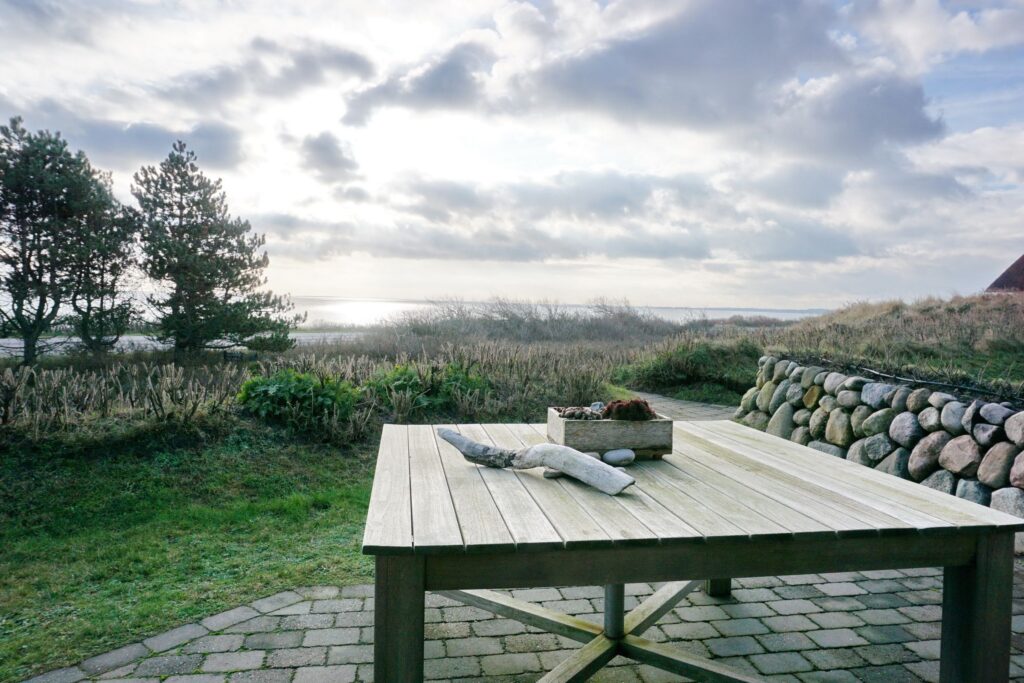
1, 0, 1023, 310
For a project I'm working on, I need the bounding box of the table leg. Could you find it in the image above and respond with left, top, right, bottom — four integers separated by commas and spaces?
940, 533, 1013, 683
604, 584, 625, 639
374, 555, 425, 682
705, 578, 731, 597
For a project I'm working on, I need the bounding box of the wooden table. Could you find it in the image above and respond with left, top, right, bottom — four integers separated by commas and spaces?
362, 421, 1024, 682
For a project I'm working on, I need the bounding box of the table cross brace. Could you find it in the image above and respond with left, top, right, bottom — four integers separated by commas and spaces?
440, 580, 765, 682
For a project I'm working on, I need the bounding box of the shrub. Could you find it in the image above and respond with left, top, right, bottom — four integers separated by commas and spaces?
237, 369, 360, 434
361, 361, 491, 421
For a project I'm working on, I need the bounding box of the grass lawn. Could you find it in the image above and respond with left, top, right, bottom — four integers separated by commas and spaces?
0, 417, 375, 683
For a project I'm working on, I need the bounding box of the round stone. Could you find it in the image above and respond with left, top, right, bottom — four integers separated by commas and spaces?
793, 409, 811, 426
955, 479, 992, 506
743, 411, 770, 431
808, 440, 847, 458
819, 395, 838, 413
889, 411, 925, 449
927, 392, 957, 409
848, 433, 895, 466
766, 403, 796, 440
1010, 452, 1024, 489
908, 431, 953, 481
809, 408, 829, 440
921, 469, 957, 495
602, 449, 636, 466
825, 410, 855, 447
890, 386, 912, 412
918, 407, 942, 432
850, 405, 873, 438
861, 382, 896, 409
756, 381, 776, 412
842, 376, 869, 390
791, 426, 811, 446
772, 360, 790, 382
1007, 412, 1024, 447
961, 400, 983, 434
813, 371, 828, 386
801, 366, 825, 389
823, 372, 848, 395
906, 388, 932, 413
939, 435, 984, 477
940, 402, 966, 436
978, 442, 1021, 489
769, 380, 792, 414
861, 408, 896, 437
741, 387, 759, 412
876, 448, 911, 479
974, 423, 1004, 448
802, 385, 824, 410
836, 390, 861, 409
980, 403, 1016, 426
785, 382, 805, 407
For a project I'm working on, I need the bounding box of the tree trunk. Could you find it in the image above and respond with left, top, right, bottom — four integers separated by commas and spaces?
22, 334, 38, 366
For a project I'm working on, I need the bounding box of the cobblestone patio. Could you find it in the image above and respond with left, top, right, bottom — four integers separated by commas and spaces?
26, 563, 1024, 683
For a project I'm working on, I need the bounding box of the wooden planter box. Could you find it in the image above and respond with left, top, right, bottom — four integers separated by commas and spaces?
546, 408, 674, 459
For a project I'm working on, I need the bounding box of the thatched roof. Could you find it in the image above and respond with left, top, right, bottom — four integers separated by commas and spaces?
988, 254, 1024, 292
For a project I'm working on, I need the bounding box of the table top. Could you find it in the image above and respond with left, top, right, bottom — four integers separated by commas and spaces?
361, 420, 1024, 556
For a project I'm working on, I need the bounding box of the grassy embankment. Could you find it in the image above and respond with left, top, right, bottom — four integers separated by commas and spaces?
4, 294, 1022, 681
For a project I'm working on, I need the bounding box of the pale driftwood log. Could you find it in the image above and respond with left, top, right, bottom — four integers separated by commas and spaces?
436, 428, 635, 496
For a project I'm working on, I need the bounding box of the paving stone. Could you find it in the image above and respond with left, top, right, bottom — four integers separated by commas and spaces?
897, 590, 943, 605
265, 648, 327, 668
97, 678, 158, 683
779, 574, 824, 586
722, 602, 776, 618
711, 656, 760, 675
815, 583, 866, 597
846, 664, 922, 682
81, 644, 150, 674
855, 609, 911, 625
538, 649, 579, 670
756, 632, 816, 652
541, 599, 595, 614
423, 640, 445, 659
201, 652, 265, 673
774, 585, 826, 600
905, 639, 941, 660
243, 632, 303, 649
135, 655, 203, 676
856, 624, 915, 644
675, 605, 730, 621
340, 585, 374, 598
510, 587, 562, 601
797, 671, 860, 682
97, 663, 139, 679
898, 605, 942, 622
748, 652, 814, 675
472, 618, 526, 636
902, 621, 942, 641
424, 621, 470, 639
268, 602, 310, 616
164, 676, 225, 683
812, 597, 867, 612
802, 647, 868, 670
899, 577, 942, 591
278, 614, 333, 630
856, 593, 910, 609
295, 586, 340, 600
762, 615, 818, 632
711, 618, 769, 636
904, 660, 941, 683
807, 612, 865, 629
326, 644, 374, 665
818, 572, 864, 582
358, 627, 373, 644
335, 612, 373, 628
311, 599, 362, 614
227, 670, 292, 683
143, 624, 208, 653
202, 607, 261, 632
292, 665, 357, 683
806, 629, 870, 648
223, 617, 281, 634
705, 636, 765, 657
442, 605, 496, 621
504, 633, 562, 653
768, 600, 823, 615
853, 643, 919, 665
661, 621, 719, 640
479, 652, 542, 676
732, 588, 780, 602
248, 591, 304, 612
184, 635, 245, 654
444, 636, 503, 656
24, 667, 86, 683
302, 628, 359, 646
560, 585, 604, 599
858, 580, 905, 594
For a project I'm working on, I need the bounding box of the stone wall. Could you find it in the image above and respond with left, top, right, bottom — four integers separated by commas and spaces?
734, 356, 1024, 548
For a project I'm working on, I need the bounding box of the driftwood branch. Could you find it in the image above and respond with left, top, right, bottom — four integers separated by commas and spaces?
437, 428, 635, 496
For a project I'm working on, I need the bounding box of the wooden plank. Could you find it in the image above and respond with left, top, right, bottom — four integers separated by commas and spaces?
664, 454, 834, 536
407, 424, 464, 553
362, 425, 413, 554
482, 423, 611, 548
677, 421, 954, 531
438, 589, 602, 644
456, 424, 562, 550
538, 636, 618, 683
676, 424, 914, 534
710, 420, 1024, 530
518, 423, 701, 544
940, 533, 1014, 682
424, 532, 977, 590
678, 439, 897, 536
433, 425, 515, 553
627, 463, 749, 539
624, 580, 701, 635
374, 555, 425, 682
687, 422, 980, 531
621, 636, 764, 682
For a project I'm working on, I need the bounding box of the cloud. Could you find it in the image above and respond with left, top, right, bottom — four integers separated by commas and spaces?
158, 38, 374, 108
0, 98, 244, 169
343, 41, 496, 125
299, 131, 359, 183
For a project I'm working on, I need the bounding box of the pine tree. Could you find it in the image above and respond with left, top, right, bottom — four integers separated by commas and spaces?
132, 141, 300, 353
0, 117, 116, 364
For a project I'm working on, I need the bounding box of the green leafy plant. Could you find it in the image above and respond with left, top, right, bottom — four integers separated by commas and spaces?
237, 369, 360, 433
